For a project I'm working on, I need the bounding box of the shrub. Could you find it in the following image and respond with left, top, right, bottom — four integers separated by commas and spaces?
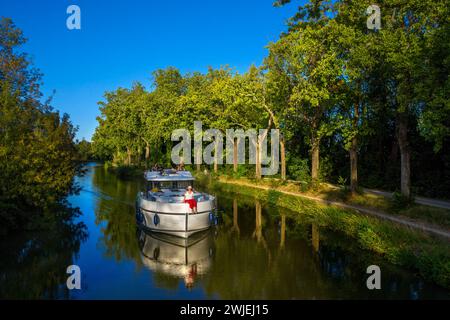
288, 158, 311, 183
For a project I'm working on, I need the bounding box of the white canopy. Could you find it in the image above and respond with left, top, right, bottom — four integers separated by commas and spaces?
144, 170, 195, 182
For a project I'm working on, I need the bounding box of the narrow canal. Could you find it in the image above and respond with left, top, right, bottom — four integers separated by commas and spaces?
1, 163, 449, 299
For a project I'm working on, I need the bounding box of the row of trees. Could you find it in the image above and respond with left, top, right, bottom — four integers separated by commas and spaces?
0, 18, 80, 234
93, 0, 450, 199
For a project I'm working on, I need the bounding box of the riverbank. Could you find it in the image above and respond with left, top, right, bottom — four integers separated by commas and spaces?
216, 175, 450, 231
197, 174, 450, 289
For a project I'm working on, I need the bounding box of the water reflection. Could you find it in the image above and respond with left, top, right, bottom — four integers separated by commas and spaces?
202, 193, 450, 299
138, 230, 215, 289
232, 198, 240, 236
280, 214, 286, 249
0, 206, 87, 299
52, 164, 450, 299
311, 224, 320, 253
91, 165, 143, 262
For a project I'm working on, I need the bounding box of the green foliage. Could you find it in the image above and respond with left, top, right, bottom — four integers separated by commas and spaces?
391, 191, 414, 210
287, 158, 310, 183
90, 1, 450, 200
232, 164, 248, 179
0, 18, 79, 234
337, 176, 347, 189
319, 155, 334, 181
75, 139, 94, 161
111, 165, 143, 180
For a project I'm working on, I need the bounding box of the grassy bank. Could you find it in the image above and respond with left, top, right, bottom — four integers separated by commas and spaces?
212, 175, 450, 230
197, 174, 450, 289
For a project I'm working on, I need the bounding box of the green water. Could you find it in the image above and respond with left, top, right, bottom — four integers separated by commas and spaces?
0, 163, 449, 299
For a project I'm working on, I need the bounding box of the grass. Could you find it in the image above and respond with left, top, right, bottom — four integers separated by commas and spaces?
211, 174, 450, 230
197, 174, 450, 289
397, 206, 450, 229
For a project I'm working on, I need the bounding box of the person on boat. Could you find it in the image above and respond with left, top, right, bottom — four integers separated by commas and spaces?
150, 182, 161, 193
176, 161, 185, 171
151, 163, 160, 171
184, 186, 197, 214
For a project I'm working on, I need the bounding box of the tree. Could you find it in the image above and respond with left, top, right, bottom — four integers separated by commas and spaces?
265, 48, 296, 181
0, 18, 79, 233
267, 20, 343, 181
372, 0, 446, 198
416, 2, 450, 153
332, 1, 378, 193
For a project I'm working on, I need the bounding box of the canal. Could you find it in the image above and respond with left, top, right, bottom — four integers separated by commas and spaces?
1, 163, 449, 299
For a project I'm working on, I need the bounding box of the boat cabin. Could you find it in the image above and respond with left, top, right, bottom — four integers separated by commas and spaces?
144, 169, 194, 193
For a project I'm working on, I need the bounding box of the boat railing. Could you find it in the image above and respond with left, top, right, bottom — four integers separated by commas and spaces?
144, 192, 211, 203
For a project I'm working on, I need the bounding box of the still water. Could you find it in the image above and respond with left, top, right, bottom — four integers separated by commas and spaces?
1, 163, 449, 299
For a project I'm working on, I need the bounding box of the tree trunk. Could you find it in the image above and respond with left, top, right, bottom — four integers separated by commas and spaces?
145, 142, 150, 161
398, 112, 411, 198
137, 146, 142, 165
311, 135, 320, 181
126, 147, 132, 166
255, 137, 261, 179
196, 148, 201, 172
350, 136, 358, 193
256, 128, 270, 179
233, 138, 238, 173
280, 135, 286, 180
213, 142, 218, 173
350, 102, 359, 193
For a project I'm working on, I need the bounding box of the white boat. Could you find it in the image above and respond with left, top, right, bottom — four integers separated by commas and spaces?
136, 169, 216, 238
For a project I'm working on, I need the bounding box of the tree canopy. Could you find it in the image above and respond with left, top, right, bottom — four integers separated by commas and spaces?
91, 1, 450, 199
0, 18, 80, 235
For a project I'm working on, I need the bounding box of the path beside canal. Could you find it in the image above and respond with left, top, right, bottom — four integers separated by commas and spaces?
218, 178, 450, 240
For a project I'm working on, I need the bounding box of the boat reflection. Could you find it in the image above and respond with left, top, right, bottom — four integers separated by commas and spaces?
137, 229, 215, 288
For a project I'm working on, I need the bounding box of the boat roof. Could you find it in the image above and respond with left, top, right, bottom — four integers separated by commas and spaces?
144, 169, 195, 182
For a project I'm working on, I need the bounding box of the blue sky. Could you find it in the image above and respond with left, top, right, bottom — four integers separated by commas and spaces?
0, 0, 300, 140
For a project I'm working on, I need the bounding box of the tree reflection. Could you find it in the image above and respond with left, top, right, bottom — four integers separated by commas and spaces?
201, 199, 334, 299
231, 198, 240, 236
0, 205, 87, 299
280, 214, 286, 249
85, 168, 450, 299
311, 224, 320, 253
91, 166, 143, 264
252, 200, 266, 247
200, 189, 449, 299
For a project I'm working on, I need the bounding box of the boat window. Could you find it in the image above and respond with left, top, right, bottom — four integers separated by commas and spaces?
148, 180, 193, 190
177, 180, 193, 189
154, 181, 176, 189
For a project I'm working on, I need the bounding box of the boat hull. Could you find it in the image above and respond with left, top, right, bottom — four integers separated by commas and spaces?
136, 196, 215, 238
